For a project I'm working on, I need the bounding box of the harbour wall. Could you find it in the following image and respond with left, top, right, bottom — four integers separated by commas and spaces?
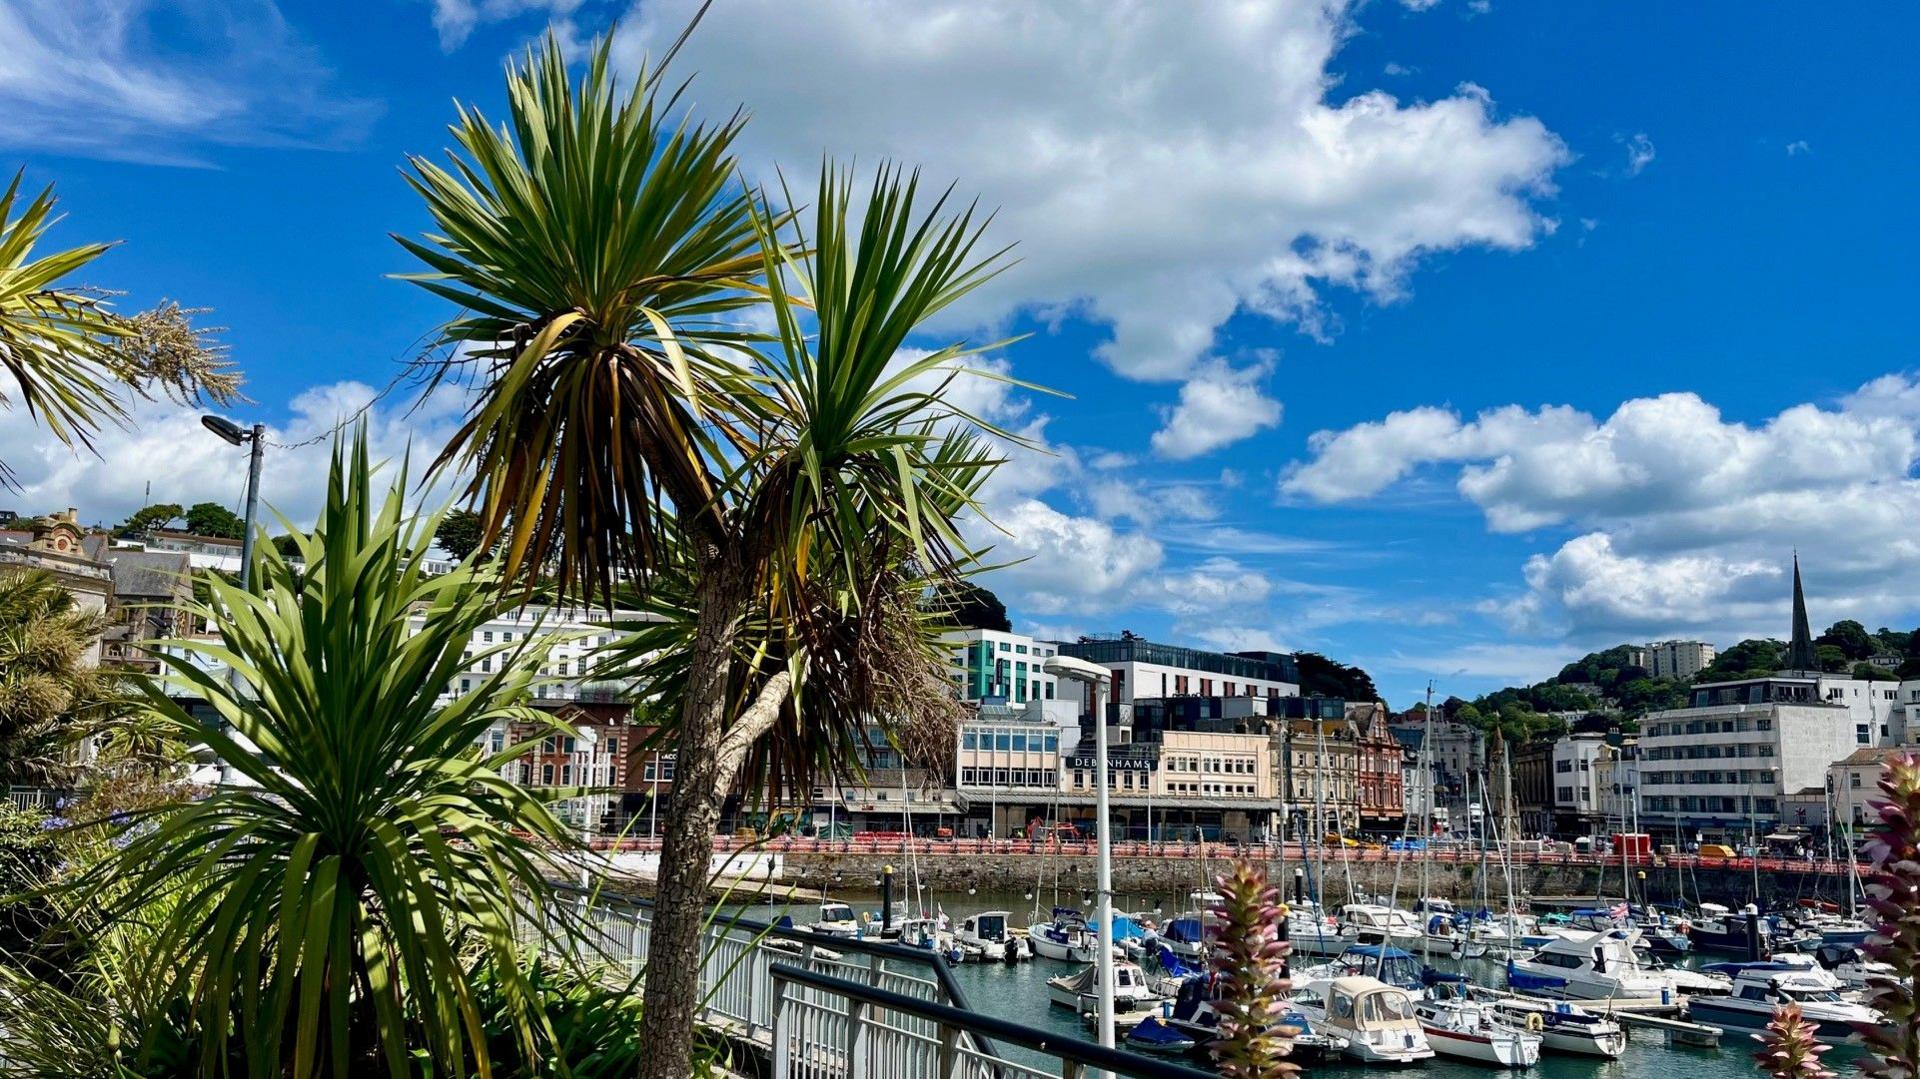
769, 850, 1854, 909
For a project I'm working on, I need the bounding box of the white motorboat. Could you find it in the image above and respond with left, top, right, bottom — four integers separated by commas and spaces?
1484, 998, 1626, 1058
957, 910, 1026, 962
1028, 908, 1102, 963
1339, 904, 1425, 950
1509, 929, 1729, 1003
1291, 976, 1435, 1065
1161, 976, 1349, 1063
1689, 961, 1885, 1043
1813, 943, 1896, 992
803, 901, 860, 939
1158, 891, 1223, 960
1287, 900, 1348, 957
1415, 983, 1541, 1067
1047, 960, 1163, 1015
897, 917, 963, 964
1469, 912, 1541, 958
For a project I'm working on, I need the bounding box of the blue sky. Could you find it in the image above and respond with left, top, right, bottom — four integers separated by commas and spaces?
3, 1, 1917, 707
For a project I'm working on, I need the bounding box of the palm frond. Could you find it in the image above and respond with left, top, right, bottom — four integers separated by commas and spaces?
73, 431, 581, 1078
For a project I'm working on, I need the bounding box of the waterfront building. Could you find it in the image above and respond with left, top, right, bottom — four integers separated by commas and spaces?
1636, 558, 1898, 841
953, 700, 1079, 837
1647, 639, 1717, 680
1346, 702, 1406, 832
0, 509, 112, 663
1511, 740, 1555, 837
942, 628, 1062, 706
1829, 746, 1909, 831
1053, 633, 1300, 720
1551, 730, 1610, 834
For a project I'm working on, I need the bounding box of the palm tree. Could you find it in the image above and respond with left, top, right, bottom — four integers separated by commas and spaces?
0, 567, 122, 785
0, 172, 241, 485
400, 35, 1014, 1075
81, 435, 584, 1077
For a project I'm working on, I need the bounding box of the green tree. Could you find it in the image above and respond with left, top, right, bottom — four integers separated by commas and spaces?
1297, 652, 1380, 703
0, 175, 240, 486
1853, 662, 1898, 682
1816, 644, 1850, 673
1817, 619, 1875, 662
931, 579, 1011, 632
0, 567, 125, 784
433, 507, 489, 562
1700, 638, 1785, 681
183, 501, 243, 539
112, 502, 182, 537
400, 35, 1011, 1076
77, 436, 580, 1075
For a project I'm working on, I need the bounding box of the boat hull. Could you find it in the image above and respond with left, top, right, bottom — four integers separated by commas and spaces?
1421, 1023, 1541, 1067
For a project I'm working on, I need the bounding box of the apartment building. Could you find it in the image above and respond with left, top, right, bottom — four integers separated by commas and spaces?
1053, 634, 1300, 720
1636, 688, 1856, 841
943, 628, 1063, 706
1647, 639, 1717, 680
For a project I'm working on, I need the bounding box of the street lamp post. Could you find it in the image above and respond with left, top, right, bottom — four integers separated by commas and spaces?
200, 415, 264, 591
200, 415, 264, 788
1045, 656, 1115, 1059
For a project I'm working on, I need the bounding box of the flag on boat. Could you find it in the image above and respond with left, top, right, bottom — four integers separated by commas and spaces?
1608, 902, 1628, 920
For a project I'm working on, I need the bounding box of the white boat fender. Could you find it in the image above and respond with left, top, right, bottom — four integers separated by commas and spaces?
1525, 1012, 1545, 1033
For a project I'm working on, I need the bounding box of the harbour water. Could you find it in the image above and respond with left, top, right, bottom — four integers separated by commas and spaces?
748, 888, 1876, 1078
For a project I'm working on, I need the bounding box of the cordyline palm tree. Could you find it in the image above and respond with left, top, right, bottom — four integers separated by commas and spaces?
0, 566, 127, 785
401, 34, 1015, 1075
78, 435, 583, 1077
0, 171, 242, 485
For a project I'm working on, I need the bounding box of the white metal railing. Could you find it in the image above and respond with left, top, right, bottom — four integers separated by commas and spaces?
525, 885, 988, 1053
5, 787, 63, 811
769, 963, 1211, 1079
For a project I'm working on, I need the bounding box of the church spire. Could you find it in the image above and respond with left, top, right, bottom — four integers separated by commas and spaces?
1785, 552, 1819, 672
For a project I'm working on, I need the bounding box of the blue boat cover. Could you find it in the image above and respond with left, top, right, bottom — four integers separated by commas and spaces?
1163, 917, 1206, 943
1506, 960, 1569, 992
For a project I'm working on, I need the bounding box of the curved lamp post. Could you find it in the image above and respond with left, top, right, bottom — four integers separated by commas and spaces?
1044, 655, 1115, 1057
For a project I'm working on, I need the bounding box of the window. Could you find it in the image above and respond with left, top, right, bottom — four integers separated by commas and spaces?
963, 732, 977, 750
541, 764, 554, 784
1858, 725, 1871, 744
1852, 772, 1862, 788
560, 764, 571, 785
483, 631, 494, 643
996, 733, 1011, 751
661, 758, 675, 781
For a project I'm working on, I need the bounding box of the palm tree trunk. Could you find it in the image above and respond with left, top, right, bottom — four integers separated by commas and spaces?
637, 558, 750, 1079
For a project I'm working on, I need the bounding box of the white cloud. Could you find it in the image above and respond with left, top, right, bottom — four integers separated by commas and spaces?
975, 498, 1165, 616
609, 0, 1566, 393
1786, 140, 1812, 157
1288, 373, 1920, 640
1622, 132, 1656, 176
0, 378, 474, 531
1087, 480, 1218, 525
1151, 360, 1283, 459
1383, 62, 1415, 76
0, 0, 377, 164
1375, 642, 1574, 682
430, 0, 582, 49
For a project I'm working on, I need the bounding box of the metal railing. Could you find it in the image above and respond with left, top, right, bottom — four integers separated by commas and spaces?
769, 962, 1213, 1079
5, 786, 64, 811
526, 883, 1004, 1064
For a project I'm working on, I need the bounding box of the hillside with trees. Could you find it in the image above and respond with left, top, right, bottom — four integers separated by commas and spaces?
1456, 619, 1920, 741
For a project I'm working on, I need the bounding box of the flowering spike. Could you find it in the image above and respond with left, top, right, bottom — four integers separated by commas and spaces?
1754, 1003, 1836, 1079
1857, 753, 1920, 1079
1207, 859, 1298, 1079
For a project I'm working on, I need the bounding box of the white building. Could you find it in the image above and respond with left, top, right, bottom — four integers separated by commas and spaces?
942, 628, 1064, 706
1551, 731, 1610, 826
1052, 635, 1300, 722
1636, 679, 1859, 841
1647, 640, 1716, 680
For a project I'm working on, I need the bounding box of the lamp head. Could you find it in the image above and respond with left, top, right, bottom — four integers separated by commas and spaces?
201, 415, 249, 446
